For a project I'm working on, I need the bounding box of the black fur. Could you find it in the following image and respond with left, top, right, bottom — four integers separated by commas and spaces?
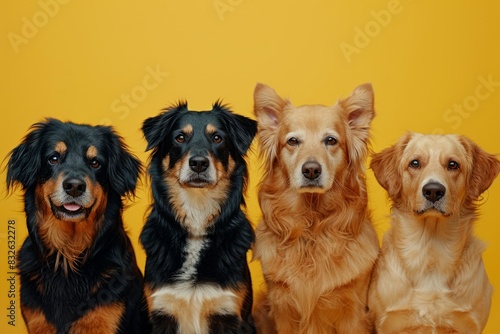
140, 102, 257, 333
6, 119, 151, 333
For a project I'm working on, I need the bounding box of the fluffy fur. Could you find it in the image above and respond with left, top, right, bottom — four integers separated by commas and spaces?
253, 83, 379, 333
6, 119, 151, 333
140, 101, 258, 333
368, 133, 500, 334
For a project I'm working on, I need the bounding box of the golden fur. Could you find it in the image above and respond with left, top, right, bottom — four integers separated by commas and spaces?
368, 133, 500, 334
253, 83, 379, 333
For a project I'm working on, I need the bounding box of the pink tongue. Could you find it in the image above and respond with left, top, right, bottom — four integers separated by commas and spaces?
63, 204, 82, 212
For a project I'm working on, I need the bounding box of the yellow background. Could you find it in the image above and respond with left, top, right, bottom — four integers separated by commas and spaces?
2, 0, 500, 332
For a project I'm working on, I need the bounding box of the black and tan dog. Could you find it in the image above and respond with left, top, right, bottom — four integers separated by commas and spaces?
6, 119, 151, 333
140, 101, 257, 333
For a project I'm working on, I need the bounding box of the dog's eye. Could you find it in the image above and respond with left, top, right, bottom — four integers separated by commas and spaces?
409, 159, 420, 168
325, 136, 338, 146
89, 158, 101, 169
212, 134, 222, 143
48, 155, 59, 165
448, 160, 459, 170
287, 137, 300, 146
175, 134, 185, 143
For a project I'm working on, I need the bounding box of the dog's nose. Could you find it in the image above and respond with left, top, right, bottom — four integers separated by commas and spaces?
189, 156, 210, 173
302, 161, 322, 180
422, 182, 446, 203
63, 178, 86, 198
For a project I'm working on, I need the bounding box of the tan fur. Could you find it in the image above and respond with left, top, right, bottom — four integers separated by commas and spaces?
69, 302, 124, 334
182, 124, 193, 135
86, 145, 98, 159
151, 283, 247, 334
253, 83, 379, 333
369, 133, 500, 334
23, 308, 57, 334
36, 175, 107, 274
206, 123, 217, 134
163, 153, 234, 236
55, 141, 67, 155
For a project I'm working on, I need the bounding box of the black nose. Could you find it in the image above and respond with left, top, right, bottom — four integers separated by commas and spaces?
63, 178, 86, 198
422, 182, 446, 203
189, 156, 210, 173
302, 161, 322, 180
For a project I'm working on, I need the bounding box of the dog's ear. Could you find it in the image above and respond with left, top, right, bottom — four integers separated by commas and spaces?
371, 132, 413, 201
101, 127, 142, 197
142, 102, 187, 151
253, 83, 289, 164
339, 83, 375, 166
459, 136, 500, 199
6, 121, 49, 191
213, 102, 257, 155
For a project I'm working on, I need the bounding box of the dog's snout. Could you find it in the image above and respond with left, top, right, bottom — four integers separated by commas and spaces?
63, 178, 86, 198
302, 161, 322, 180
422, 182, 446, 203
189, 155, 210, 173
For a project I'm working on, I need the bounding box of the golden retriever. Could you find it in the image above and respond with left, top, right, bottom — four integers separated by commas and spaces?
368, 133, 500, 334
252, 83, 379, 333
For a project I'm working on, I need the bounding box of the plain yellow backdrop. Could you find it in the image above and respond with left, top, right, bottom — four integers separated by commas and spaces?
1, 1, 500, 333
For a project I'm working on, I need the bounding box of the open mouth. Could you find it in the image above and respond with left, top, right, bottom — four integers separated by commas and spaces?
50, 200, 91, 220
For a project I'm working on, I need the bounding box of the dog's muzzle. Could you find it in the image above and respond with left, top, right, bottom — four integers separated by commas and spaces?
50, 177, 93, 220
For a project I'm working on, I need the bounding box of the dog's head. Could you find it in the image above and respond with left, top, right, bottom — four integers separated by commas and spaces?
253, 83, 375, 193
6, 119, 141, 266
142, 101, 257, 207
371, 133, 500, 218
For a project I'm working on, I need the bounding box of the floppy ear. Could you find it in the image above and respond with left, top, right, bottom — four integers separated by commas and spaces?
371, 132, 413, 201
102, 127, 142, 197
213, 102, 257, 156
142, 101, 187, 151
459, 136, 500, 199
339, 83, 375, 166
253, 83, 289, 167
6, 121, 48, 191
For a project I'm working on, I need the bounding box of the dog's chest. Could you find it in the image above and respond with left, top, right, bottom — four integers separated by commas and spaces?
177, 188, 221, 236
402, 234, 458, 285
174, 189, 221, 280
176, 235, 207, 281
150, 282, 239, 334
263, 227, 377, 291
150, 193, 249, 333
394, 234, 466, 316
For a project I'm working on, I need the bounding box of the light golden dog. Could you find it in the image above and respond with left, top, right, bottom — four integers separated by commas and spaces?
368, 133, 500, 334
253, 83, 379, 333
